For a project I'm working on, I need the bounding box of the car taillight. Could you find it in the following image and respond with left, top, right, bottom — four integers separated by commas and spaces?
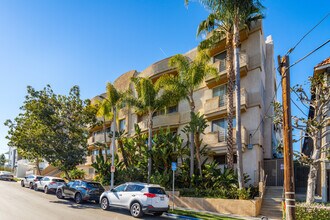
34, 179, 38, 182
144, 193, 156, 198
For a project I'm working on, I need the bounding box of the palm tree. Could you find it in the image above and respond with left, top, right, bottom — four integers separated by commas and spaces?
232, 0, 264, 189
97, 82, 122, 189
127, 77, 179, 183
190, 0, 236, 170
186, 0, 264, 189
157, 50, 217, 179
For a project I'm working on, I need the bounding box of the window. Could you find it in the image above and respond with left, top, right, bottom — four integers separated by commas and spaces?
168, 105, 178, 114
212, 118, 236, 142
53, 179, 65, 183
42, 177, 49, 181
214, 154, 237, 165
113, 184, 126, 192
125, 184, 144, 192
213, 51, 227, 71
213, 85, 227, 107
67, 181, 74, 188
119, 119, 126, 131
93, 150, 99, 155
148, 187, 166, 195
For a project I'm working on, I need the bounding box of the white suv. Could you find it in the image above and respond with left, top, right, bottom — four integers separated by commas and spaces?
34, 176, 66, 194
100, 182, 169, 218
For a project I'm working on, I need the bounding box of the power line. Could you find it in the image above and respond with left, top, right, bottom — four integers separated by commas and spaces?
291, 87, 309, 110
285, 12, 330, 56
290, 97, 308, 117
289, 39, 330, 69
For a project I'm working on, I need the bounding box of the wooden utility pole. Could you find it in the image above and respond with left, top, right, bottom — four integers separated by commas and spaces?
278, 55, 295, 220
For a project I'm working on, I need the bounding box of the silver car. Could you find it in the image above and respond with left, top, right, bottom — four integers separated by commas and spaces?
34, 176, 66, 194
0, 171, 14, 181
21, 175, 43, 189
100, 182, 169, 218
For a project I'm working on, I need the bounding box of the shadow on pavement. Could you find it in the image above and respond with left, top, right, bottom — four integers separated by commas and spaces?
49, 200, 169, 219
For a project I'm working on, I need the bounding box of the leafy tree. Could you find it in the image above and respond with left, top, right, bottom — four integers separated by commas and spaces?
289, 74, 330, 204
126, 77, 179, 183
6, 85, 97, 180
157, 50, 217, 180
0, 154, 6, 167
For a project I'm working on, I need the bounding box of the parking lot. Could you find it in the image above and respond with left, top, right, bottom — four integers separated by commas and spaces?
0, 180, 169, 220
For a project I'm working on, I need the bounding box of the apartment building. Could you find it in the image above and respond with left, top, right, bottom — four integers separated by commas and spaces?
81, 20, 278, 185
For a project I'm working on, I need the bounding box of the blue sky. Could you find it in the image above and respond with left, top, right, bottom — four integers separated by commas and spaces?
0, 0, 329, 155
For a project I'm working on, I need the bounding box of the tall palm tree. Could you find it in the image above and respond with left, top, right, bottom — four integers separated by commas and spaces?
186, 0, 264, 189
97, 82, 122, 189
232, 0, 264, 189
127, 77, 178, 183
157, 50, 217, 178
191, 0, 236, 170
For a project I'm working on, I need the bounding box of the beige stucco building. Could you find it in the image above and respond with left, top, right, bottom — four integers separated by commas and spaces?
80, 21, 278, 185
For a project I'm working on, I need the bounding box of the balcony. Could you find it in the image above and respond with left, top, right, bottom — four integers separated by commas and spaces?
204, 88, 248, 120
203, 126, 248, 154
205, 52, 249, 88
153, 112, 180, 128
87, 132, 111, 146
85, 156, 93, 165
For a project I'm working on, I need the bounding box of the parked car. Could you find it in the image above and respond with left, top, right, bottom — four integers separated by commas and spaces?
34, 176, 66, 194
0, 171, 14, 181
100, 182, 169, 218
56, 180, 104, 204
21, 175, 43, 189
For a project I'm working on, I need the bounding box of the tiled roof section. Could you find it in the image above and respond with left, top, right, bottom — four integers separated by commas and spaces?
113, 70, 138, 92
314, 57, 330, 69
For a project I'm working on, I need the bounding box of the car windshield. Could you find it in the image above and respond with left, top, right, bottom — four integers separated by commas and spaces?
148, 187, 166, 195
53, 179, 65, 182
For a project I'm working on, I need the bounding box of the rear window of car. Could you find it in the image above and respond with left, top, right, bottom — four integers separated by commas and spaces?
85, 182, 102, 188
53, 179, 65, 182
148, 187, 166, 195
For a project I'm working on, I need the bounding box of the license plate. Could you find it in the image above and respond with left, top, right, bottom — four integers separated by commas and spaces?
160, 196, 164, 201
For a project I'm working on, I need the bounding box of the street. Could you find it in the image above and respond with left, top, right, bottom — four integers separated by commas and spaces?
0, 180, 169, 220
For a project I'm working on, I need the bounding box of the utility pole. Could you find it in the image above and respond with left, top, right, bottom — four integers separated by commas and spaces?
278, 55, 295, 220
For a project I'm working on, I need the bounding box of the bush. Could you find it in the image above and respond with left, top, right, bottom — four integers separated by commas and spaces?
61, 168, 86, 180
296, 203, 330, 220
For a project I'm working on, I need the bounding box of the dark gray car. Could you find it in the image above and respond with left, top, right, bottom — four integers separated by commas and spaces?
56, 180, 104, 204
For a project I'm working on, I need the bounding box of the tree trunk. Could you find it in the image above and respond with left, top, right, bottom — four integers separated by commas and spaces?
306, 163, 319, 204
110, 107, 116, 189
64, 170, 71, 181
35, 158, 41, 175
147, 111, 153, 184
189, 98, 195, 180
194, 133, 203, 177
226, 31, 235, 170
234, 20, 244, 189
306, 138, 321, 204
103, 116, 108, 157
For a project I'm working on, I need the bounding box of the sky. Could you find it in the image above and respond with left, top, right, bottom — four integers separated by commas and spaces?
0, 0, 329, 156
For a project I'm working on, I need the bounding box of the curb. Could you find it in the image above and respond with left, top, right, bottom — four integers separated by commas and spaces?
164, 213, 200, 220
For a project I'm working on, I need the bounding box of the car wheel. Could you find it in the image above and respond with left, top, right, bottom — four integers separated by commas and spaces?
74, 193, 83, 204
34, 184, 38, 191
21, 180, 25, 187
130, 202, 143, 218
44, 186, 49, 194
100, 197, 109, 210
29, 182, 34, 189
56, 189, 64, 199
154, 212, 163, 216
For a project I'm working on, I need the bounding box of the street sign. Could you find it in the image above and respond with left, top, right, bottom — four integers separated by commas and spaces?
171, 162, 177, 171
110, 165, 115, 173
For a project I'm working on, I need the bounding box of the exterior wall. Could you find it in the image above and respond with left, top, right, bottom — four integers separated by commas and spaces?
83, 21, 277, 185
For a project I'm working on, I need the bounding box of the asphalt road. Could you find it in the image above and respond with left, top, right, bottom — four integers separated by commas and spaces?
0, 180, 170, 220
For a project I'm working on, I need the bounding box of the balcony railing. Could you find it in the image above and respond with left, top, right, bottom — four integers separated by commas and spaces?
87, 132, 111, 145
206, 52, 249, 88
204, 88, 248, 118
203, 126, 248, 153
136, 112, 181, 131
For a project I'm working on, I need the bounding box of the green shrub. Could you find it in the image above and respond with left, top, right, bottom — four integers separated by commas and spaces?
61, 168, 86, 180
296, 203, 330, 220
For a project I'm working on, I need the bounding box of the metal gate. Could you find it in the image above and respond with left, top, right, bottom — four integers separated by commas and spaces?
264, 159, 284, 186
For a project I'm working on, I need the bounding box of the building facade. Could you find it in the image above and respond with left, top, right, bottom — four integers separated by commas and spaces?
81, 21, 278, 185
